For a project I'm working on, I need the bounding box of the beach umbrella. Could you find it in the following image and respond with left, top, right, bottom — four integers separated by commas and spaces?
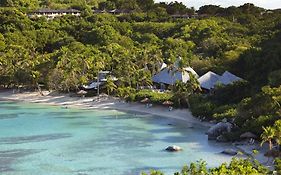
162, 101, 174, 106
140, 98, 150, 103
77, 90, 87, 95
240, 132, 257, 139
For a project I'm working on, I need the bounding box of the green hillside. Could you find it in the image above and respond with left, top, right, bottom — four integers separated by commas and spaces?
0, 1, 281, 161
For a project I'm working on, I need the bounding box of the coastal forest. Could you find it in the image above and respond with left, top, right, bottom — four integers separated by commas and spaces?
0, 0, 281, 173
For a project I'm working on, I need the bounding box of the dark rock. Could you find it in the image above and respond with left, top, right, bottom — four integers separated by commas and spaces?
207, 122, 233, 139
165, 145, 182, 152
216, 135, 228, 142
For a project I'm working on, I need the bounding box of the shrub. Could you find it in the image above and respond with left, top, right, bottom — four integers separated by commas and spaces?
189, 94, 217, 120
241, 115, 278, 135
116, 87, 136, 99
210, 80, 251, 105
135, 90, 172, 105
142, 158, 270, 175
275, 158, 281, 175
212, 105, 237, 120
126, 93, 136, 102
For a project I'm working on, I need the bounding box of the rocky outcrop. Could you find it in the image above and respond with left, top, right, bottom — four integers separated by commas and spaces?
207, 122, 233, 140
216, 135, 228, 142
165, 145, 182, 152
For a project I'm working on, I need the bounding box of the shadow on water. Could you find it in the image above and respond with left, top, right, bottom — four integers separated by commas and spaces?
0, 149, 45, 173
69, 121, 96, 126
0, 106, 21, 110
48, 111, 85, 116
54, 116, 87, 119
0, 133, 72, 144
0, 114, 19, 120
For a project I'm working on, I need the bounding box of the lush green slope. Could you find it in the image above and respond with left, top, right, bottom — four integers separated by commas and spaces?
0, 0, 280, 147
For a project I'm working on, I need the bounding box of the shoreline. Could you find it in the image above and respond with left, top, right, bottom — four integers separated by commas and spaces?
0, 90, 212, 127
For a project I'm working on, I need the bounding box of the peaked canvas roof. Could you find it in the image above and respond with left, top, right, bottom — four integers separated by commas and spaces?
152, 67, 198, 85
198, 71, 221, 90
198, 71, 243, 90
219, 71, 242, 85
160, 62, 167, 70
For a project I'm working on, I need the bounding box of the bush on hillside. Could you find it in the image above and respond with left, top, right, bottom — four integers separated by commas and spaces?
116, 87, 136, 99
141, 158, 270, 175
212, 105, 237, 120
134, 90, 173, 104
189, 94, 217, 120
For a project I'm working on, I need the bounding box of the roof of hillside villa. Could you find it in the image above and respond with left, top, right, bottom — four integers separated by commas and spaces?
198, 71, 221, 90
198, 71, 243, 90
219, 71, 242, 85
32, 9, 81, 13
160, 62, 167, 70
152, 67, 198, 85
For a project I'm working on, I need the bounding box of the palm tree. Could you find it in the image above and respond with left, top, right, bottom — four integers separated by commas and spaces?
274, 120, 281, 151
105, 77, 117, 95
260, 126, 275, 151
188, 72, 201, 92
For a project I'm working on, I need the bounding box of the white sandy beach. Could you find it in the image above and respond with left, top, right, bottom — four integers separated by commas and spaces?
0, 89, 271, 167
0, 90, 212, 127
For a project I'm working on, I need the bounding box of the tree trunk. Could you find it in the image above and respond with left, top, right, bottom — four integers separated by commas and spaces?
36, 82, 44, 96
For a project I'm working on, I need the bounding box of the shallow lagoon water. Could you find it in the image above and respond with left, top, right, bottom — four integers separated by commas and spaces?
0, 101, 232, 175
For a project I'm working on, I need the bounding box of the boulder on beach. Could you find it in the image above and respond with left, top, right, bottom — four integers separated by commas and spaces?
240, 132, 257, 139
221, 149, 238, 156
165, 145, 182, 152
216, 135, 228, 142
207, 122, 233, 140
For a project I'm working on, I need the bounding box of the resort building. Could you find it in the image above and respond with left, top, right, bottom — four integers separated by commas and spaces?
92, 9, 133, 15
219, 71, 242, 85
83, 71, 117, 90
198, 71, 221, 90
170, 14, 191, 19
170, 13, 208, 19
28, 9, 81, 19
198, 71, 243, 90
152, 66, 198, 86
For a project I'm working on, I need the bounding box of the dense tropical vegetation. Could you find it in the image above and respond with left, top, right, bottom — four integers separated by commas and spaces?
142, 158, 272, 175
0, 0, 281, 173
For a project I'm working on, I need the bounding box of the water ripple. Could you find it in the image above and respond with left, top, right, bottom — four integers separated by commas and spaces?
0, 133, 72, 144
0, 114, 18, 120
0, 149, 45, 173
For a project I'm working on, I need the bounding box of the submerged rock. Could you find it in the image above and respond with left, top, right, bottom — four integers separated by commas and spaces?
165, 145, 182, 152
221, 149, 238, 156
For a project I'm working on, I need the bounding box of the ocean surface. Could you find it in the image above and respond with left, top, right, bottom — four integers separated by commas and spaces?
0, 101, 232, 175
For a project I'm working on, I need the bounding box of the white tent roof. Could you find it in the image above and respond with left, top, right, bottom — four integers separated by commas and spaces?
160, 62, 167, 70
219, 71, 242, 85
152, 67, 198, 85
198, 71, 221, 90
198, 71, 243, 90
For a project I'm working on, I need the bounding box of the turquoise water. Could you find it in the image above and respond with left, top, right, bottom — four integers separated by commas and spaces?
0, 101, 232, 175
